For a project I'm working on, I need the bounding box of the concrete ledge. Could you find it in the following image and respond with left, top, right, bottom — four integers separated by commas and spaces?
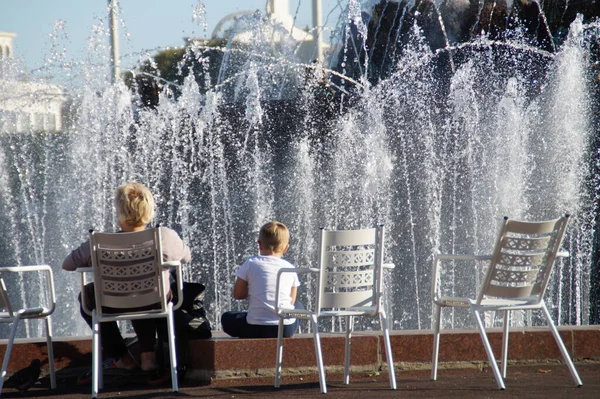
1, 325, 599, 383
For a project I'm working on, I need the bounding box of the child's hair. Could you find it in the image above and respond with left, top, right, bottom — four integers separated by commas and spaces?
114, 183, 156, 228
259, 221, 289, 253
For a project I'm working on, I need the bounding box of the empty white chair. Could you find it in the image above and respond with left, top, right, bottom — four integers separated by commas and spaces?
78, 228, 183, 399
0, 265, 56, 395
431, 215, 582, 389
274, 225, 396, 393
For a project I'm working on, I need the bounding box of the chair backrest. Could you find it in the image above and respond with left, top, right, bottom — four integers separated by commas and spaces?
89, 228, 167, 316
477, 215, 570, 304
316, 225, 385, 315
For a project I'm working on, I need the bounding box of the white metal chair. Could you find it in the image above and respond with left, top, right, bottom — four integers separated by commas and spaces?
431, 215, 582, 389
0, 265, 57, 394
274, 225, 396, 393
77, 228, 183, 399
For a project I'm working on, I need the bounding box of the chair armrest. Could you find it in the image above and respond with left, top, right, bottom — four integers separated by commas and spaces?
556, 250, 569, 258
161, 261, 181, 268
290, 267, 320, 274
431, 254, 492, 302
164, 261, 184, 311
0, 265, 56, 316
275, 267, 319, 316
383, 263, 395, 270
1, 265, 54, 273
76, 267, 93, 316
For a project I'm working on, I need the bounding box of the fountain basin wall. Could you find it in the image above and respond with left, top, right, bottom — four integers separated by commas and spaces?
1, 326, 599, 382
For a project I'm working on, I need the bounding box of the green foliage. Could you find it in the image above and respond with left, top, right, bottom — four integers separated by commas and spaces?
124, 38, 229, 108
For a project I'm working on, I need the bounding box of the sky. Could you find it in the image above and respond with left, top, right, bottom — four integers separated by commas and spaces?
0, 0, 344, 74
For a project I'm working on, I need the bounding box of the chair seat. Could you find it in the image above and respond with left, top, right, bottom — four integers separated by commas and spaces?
278, 309, 314, 319
21, 307, 48, 315
96, 308, 166, 322
435, 297, 471, 307
0, 311, 13, 319
319, 308, 377, 317
436, 296, 542, 310
281, 308, 378, 318
473, 298, 542, 311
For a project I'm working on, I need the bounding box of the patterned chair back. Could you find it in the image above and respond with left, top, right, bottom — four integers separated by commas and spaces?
477, 215, 570, 304
316, 226, 385, 315
90, 228, 167, 315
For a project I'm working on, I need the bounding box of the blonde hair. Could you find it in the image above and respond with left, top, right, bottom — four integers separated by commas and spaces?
114, 183, 155, 228
259, 221, 289, 253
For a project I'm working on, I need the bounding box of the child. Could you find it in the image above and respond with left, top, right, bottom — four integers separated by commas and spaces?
221, 221, 300, 338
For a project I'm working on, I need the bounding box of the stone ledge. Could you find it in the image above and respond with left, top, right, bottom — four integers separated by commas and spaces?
1, 325, 598, 383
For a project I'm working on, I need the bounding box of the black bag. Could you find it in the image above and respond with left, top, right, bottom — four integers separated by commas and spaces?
157, 281, 212, 382
173, 282, 212, 340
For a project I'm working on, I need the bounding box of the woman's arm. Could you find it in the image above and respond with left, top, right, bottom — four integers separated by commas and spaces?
233, 277, 249, 300
62, 240, 91, 271
290, 286, 297, 305
160, 227, 192, 263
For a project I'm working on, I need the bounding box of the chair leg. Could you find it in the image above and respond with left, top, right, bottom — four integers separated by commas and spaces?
541, 303, 582, 386
92, 312, 100, 399
44, 316, 57, 389
431, 304, 442, 380
501, 310, 510, 378
471, 307, 505, 390
311, 315, 327, 394
0, 316, 21, 392
166, 306, 179, 393
274, 318, 285, 388
380, 310, 397, 390
343, 315, 353, 385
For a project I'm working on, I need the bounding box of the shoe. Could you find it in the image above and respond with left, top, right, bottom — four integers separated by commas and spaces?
147, 369, 170, 386
76, 357, 119, 385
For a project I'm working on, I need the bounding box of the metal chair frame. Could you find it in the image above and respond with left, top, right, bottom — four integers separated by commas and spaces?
77, 228, 183, 398
0, 265, 57, 395
274, 225, 396, 393
431, 215, 582, 389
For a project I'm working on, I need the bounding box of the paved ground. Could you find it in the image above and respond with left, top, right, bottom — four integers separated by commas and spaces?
1, 362, 599, 399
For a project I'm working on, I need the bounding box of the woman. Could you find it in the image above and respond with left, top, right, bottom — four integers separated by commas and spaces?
62, 182, 191, 371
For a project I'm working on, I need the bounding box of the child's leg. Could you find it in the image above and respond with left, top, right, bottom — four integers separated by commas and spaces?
282, 301, 304, 338
221, 311, 250, 337
221, 312, 283, 338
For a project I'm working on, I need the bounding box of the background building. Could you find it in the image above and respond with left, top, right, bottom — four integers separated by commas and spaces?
0, 32, 66, 133
210, 0, 328, 63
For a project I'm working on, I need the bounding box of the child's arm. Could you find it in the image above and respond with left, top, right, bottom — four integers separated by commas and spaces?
290, 286, 297, 305
233, 277, 249, 300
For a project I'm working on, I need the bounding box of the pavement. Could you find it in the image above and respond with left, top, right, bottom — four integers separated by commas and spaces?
1, 362, 598, 399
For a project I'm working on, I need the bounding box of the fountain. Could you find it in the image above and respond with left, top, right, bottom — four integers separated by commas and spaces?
0, 0, 598, 338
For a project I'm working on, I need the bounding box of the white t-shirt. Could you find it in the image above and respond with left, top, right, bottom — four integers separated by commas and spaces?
236, 255, 300, 325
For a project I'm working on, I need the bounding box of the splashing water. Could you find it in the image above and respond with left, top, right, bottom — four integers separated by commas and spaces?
0, 3, 598, 337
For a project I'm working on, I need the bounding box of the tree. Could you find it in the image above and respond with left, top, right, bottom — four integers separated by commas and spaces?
124, 38, 228, 108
